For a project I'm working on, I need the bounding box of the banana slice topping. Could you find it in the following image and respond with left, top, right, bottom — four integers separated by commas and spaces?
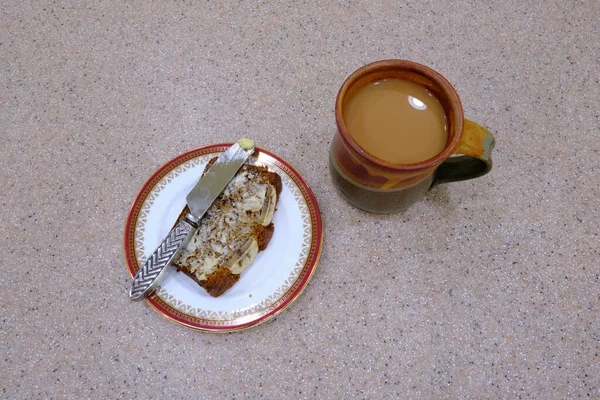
260, 184, 277, 226
223, 238, 259, 275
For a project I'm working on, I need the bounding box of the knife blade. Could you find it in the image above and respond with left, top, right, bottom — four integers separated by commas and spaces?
129, 139, 256, 301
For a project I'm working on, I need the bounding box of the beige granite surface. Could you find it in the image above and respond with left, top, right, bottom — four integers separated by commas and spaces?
2, 1, 599, 398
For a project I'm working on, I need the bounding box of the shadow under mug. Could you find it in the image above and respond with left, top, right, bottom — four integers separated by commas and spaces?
330, 59, 495, 214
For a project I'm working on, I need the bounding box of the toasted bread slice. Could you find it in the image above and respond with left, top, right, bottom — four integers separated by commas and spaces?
173, 158, 282, 297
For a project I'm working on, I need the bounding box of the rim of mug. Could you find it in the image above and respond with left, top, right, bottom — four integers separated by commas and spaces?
335, 59, 464, 171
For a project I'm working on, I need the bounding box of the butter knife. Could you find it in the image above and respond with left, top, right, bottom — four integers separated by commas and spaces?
129, 139, 256, 301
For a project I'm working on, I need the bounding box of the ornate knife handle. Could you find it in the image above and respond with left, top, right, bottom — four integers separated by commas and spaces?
129, 215, 199, 301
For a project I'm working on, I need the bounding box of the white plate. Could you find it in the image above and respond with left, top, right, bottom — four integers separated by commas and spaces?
124, 144, 322, 331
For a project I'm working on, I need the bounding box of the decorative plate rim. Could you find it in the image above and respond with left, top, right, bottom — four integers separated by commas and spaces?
123, 144, 323, 332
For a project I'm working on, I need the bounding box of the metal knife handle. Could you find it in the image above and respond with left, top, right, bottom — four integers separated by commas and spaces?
129, 215, 199, 301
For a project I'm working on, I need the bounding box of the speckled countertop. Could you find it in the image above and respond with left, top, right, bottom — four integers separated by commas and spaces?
2, 1, 599, 398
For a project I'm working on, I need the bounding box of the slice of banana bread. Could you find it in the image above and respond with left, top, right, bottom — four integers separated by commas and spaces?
173, 157, 282, 297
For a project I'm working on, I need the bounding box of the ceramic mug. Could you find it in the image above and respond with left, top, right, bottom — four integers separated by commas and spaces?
329, 59, 495, 214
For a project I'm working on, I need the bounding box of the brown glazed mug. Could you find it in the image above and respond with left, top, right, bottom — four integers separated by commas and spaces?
329, 59, 495, 213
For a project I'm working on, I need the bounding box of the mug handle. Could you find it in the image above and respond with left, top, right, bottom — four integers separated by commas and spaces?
431, 120, 495, 187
